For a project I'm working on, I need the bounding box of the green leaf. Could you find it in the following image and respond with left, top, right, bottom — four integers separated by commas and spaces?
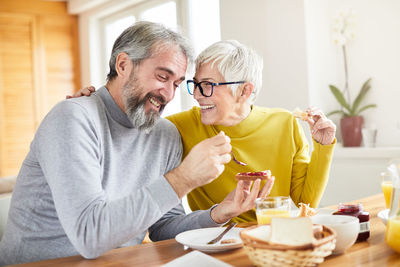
352, 78, 372, 114
329, 85, 352, 113
357, 104, 377, 114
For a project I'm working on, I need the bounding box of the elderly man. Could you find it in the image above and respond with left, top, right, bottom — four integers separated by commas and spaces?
0, 22, 274, 265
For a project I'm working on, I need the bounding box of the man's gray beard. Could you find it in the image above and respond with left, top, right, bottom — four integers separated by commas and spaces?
126, 97, 159, 130
122, 75, 164, 131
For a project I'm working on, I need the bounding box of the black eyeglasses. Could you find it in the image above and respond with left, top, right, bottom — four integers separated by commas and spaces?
186, 80, 245, 97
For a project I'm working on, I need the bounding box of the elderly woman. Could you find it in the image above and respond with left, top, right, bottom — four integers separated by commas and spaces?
74, 40, 336, 223
167, 40, 336, 223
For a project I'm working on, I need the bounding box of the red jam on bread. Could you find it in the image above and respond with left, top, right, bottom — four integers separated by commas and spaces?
235, 170, 272, 181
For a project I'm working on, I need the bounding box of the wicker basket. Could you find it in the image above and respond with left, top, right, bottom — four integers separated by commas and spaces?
240, 225, 336, 267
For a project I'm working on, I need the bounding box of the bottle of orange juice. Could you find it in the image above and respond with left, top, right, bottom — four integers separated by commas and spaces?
385, 162, 400, 253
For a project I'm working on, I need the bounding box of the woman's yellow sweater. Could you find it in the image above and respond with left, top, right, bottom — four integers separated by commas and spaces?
167, 106, 335, 223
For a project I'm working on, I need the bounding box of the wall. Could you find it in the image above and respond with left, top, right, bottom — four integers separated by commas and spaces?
220, 0, 400, 147
320, 147, 400, 206
305, 0, 400, 147
219, 0, 310, 111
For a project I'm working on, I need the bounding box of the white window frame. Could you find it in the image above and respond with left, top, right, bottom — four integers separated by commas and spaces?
99, 0, 182, 86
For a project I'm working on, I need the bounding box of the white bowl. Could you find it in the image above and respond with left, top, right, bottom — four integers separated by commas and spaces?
312, 215, 359, 254
378, 209, 389, 225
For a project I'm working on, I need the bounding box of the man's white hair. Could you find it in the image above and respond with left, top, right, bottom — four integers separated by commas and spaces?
195, 40, 263, 104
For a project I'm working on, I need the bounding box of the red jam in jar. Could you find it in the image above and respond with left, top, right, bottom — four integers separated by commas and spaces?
333, 203, 370, 241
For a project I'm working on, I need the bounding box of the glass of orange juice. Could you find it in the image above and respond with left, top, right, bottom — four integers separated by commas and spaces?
381, 171, 393, 209
255, 196, 291, 224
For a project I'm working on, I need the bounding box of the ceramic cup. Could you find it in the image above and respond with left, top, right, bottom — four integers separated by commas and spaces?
362, 128, 377, 147
312, 215, 360, 254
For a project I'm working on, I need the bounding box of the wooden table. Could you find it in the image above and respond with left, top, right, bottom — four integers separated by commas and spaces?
11, 194, 400, 266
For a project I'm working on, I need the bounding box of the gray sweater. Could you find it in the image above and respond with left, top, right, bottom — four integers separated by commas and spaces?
0, 87, 220, 265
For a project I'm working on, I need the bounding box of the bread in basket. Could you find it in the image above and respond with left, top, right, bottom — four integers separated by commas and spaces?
240, 218, 336, 267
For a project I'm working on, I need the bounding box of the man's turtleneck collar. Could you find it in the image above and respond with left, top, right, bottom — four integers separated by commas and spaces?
96, 86, 135, 128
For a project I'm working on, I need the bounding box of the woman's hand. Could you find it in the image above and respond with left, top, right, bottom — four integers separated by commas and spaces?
305, 107, 336, 145
210, 177, 275, 224
66, 86, 95, 99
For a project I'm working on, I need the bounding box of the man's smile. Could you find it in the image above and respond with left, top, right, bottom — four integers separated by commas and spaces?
149, 96, 161, 108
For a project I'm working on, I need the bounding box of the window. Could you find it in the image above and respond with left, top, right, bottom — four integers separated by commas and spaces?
141, 2, 177, 28
104, 16, 136, 67
100, 0, 180, 117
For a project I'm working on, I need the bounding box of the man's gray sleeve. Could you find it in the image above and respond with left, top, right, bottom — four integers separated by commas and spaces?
34, 101, 181, 259
148, 204, 222, 241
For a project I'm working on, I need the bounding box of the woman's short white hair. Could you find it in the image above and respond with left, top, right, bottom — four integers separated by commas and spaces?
195, 40, 263, 104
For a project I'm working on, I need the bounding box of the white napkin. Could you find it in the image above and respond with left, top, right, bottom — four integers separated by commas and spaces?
161, 251, 233, 267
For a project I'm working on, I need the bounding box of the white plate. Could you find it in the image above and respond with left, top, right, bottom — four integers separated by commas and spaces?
378, 209, 389, 225
175, 227, 243, 253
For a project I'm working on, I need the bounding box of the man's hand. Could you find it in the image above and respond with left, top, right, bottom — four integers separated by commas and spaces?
66, 86, 95, 99
210, 176, 275, 224
305, 107, 336, 145
165, 131, 231, 198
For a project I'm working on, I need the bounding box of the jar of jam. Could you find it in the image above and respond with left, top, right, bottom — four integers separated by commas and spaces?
333, 203, 370, 241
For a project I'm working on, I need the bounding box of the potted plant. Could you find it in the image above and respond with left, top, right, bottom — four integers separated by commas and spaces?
328, 79, 376, 147
327, 10, 376, 147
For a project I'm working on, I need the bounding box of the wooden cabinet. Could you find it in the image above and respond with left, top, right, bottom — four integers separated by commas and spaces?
0, 13, 36, 177
0, 0, 80, 176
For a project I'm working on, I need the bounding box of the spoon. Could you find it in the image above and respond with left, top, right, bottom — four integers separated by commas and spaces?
231, 151, 247, 166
